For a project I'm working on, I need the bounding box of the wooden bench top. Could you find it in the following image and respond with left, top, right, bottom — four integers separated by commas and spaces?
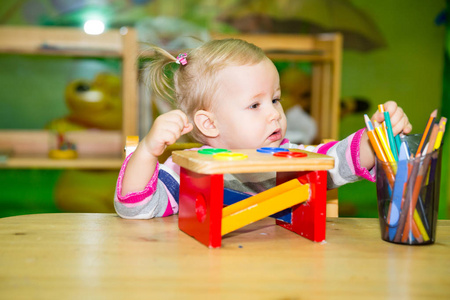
172, 149, 335, 174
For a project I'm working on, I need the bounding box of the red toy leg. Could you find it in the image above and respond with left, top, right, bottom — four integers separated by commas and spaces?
275, 170, 327, 242
178, 167, 224, 248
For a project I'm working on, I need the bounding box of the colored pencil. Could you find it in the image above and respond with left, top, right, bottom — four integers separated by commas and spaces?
433, 117, 447, 150
364, 115, 387, 162
378, 104, 391, 148
414, 209, 430, 241
384, 111, 399, 161
424, 124, 439, 156
422, 117, 447, 212
374, 121, 396, 164
394, 135, 402, 156
415, 109, 437, 157
388, 142, 408, 240
415, 191, 431, 237
364, 114, 374, 131
393, 156, 421, 242
365, 115, 396, 197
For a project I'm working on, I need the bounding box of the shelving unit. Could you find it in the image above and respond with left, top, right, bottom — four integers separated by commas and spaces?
213, 33, 342, 142
0, 26, 138, 169
0, 28, 341, 168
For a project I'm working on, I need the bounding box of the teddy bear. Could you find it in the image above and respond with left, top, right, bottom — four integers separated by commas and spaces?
47, 73, 122, 213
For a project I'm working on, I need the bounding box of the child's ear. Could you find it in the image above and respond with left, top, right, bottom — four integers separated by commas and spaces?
194, 110, 219, 138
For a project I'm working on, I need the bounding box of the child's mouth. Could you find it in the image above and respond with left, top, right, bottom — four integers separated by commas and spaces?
268, 129, 282, 141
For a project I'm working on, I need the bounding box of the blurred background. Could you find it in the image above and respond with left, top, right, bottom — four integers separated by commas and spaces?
0, 0, 448, 219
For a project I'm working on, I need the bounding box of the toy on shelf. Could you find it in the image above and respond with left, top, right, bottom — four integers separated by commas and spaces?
172, 148, 334, 248
48, 131, 77, 159
46, 73, 122, 132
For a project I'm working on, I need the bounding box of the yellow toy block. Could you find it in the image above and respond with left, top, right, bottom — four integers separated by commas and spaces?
221, 179, 310, 236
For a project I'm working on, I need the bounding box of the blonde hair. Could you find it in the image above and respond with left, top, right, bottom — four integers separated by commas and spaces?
144, 39, 267, 142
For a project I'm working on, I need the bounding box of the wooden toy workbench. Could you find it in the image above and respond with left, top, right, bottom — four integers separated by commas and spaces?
172, 148, 334, 248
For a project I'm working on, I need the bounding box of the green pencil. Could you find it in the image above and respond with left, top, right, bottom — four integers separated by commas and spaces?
384, 111, 398, 161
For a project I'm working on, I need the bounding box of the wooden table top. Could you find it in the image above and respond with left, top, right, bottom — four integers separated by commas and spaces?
1, 213, 449, 299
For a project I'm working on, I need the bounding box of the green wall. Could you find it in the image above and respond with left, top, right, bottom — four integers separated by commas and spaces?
340, 1, 445, 137
0, 55, 120, 129
338, 1, 446, 218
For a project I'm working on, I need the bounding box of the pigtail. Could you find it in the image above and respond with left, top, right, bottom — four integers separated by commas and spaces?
143, 45, 179, 105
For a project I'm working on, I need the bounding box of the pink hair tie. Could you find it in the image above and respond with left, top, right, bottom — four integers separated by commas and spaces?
176, 53, 187, 66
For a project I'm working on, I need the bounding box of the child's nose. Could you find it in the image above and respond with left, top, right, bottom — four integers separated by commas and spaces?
267, 106, 281, 122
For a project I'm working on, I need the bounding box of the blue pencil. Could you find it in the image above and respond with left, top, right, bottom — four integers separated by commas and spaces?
388, 142, 408, 240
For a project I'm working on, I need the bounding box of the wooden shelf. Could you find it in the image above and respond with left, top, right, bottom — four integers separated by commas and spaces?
0, 26, 139, 170
0, 155, 123, 170
0, 48, 122, 58
0, 130, 124, 169
0, 26, 124, 56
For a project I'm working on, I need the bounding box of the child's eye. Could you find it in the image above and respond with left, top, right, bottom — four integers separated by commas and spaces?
272, 98, 282, 104
249, 103, 260, 109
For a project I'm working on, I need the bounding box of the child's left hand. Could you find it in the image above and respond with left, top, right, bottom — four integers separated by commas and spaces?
371, 101, 412, 135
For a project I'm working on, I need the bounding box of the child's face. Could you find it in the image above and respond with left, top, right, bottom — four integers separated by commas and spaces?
211, 58, 287, 149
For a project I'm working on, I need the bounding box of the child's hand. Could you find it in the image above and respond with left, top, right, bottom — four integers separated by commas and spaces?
121, 110, 192, 195
143, 110, 193, 157
371, 101, 412, 135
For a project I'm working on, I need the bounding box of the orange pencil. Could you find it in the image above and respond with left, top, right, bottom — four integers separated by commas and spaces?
367, 130, 388, 163
364, 115, 387, 161
416, 109, 437, 157
364, 115, 395, 186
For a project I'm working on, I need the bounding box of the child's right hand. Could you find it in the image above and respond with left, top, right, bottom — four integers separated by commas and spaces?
143, 110, 194, 157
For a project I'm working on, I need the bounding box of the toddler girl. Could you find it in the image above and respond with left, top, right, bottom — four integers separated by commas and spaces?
115, 39, 412, 219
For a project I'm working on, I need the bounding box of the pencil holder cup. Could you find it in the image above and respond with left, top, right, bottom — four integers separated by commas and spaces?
376, 134, 441, 245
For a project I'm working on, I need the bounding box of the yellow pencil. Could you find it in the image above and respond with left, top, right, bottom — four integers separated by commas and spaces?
414, 207, 430, 242
374, 121, 396, 163
378, 104, 390, 148
433, 117, 447, 150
